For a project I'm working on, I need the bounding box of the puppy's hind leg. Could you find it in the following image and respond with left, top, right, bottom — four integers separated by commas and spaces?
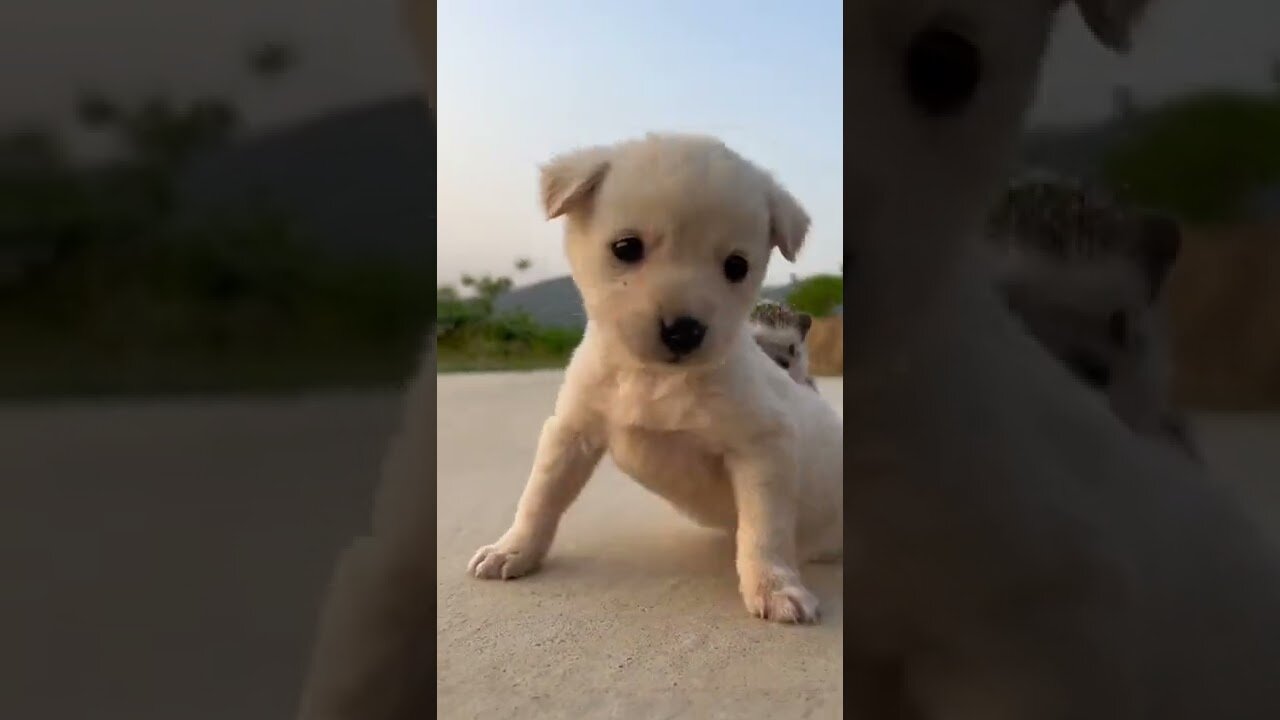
468, 415, 603, 580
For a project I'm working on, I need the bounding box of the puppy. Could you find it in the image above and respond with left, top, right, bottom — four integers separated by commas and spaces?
986, 175, 1200, 459
842, 1, 1280, 718
296, 335, 438, 720
748, 299, 817, 388
468, 133, 843, 624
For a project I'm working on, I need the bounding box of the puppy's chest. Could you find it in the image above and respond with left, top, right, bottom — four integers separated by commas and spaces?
601, 383, 725, 486
606, 424, 722, 486
593, 375, 737, 525
605, 424, 734, 529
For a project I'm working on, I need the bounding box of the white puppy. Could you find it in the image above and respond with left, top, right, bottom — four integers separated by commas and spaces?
467, 133, 843, 624
748, 299, 817, 388
842, 0, 1280, 718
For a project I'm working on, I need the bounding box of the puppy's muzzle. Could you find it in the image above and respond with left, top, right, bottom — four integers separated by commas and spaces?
659, 316, 707, 358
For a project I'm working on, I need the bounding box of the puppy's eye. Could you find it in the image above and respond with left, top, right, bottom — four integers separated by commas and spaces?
904, 27, 982, 116
723, 253, 749, 283
611, 236, 644, 264
787, 344, 796, 355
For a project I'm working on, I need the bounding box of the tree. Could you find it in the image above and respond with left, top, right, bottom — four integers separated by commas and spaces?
786, 274, 843, 317
71, 91, 240, 220
75, 91, 120, 129
458, 272, 513, 315
1103, 89, 1280, 223
248, 41, 297, 80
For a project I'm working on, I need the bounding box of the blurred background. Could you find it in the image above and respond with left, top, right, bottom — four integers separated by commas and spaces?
0, 0, 434, 397
0, 2, 434, 719
1030, 0, 1280, 410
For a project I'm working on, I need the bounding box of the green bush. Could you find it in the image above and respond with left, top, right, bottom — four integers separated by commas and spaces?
0, 204, 434, 394
786, 274, 843, 317
435, 306, 581, 368
1103, 90, 1280, 223
434, 270, 582, 371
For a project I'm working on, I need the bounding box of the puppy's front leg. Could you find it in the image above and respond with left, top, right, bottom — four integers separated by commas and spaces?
468, 415, 602, 580
726, 444, 820, 624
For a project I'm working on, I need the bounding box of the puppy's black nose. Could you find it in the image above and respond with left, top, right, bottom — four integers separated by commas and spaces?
659, 316, 706, 356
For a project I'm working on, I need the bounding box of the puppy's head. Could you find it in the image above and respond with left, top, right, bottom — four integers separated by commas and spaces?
842, 0, 1154, 336
540, 133, 810, 368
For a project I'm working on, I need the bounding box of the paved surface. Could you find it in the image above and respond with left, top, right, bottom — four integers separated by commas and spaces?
1, 373, 1278, 719
0, 392, 399, 720
436, 372, 845, 720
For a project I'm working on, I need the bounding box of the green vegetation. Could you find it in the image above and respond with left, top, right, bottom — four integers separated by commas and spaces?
0, 184, 433, 397
435, 261, 582, 372
0, 44, 432, 398
786, 274, 843, 317
1103, 89, 1280, 224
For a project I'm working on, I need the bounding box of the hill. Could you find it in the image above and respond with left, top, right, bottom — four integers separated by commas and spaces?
492, 276, 802, 328
176, 95, 436, 263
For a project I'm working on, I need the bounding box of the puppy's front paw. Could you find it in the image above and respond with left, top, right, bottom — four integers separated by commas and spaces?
467, 542, 542, 580
740, 567, 820, 624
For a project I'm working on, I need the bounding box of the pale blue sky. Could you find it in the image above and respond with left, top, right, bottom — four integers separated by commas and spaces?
437, 1, 844, 287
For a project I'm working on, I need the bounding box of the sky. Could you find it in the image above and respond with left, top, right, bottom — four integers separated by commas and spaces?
0, 0, 421, 148
1, 0, 1278, 286
437, 0, 844, 286
437, 0, 1280, 286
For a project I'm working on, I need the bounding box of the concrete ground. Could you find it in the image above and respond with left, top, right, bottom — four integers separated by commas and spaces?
1, 373, 1278, 719
436, 372, 845, 720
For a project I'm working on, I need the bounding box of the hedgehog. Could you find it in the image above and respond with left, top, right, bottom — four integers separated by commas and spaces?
748, 299, 816, 390
986, 173, 1198, 459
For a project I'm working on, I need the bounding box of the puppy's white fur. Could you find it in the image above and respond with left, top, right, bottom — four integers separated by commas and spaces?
843, 0, 1280, 717
468, 133, 842, 624
296, 337, 438, 720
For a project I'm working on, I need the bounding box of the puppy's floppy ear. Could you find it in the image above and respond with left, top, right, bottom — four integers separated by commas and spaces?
539, 146, 613, 219
766, 180, 810, 263
1071, 0, 1154, 52
797, 313, 813, 340
1135, 211, 1181, 301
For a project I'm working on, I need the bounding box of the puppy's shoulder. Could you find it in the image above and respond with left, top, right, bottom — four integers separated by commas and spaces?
553, 329, 614, 423
710, 338, 804, 430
